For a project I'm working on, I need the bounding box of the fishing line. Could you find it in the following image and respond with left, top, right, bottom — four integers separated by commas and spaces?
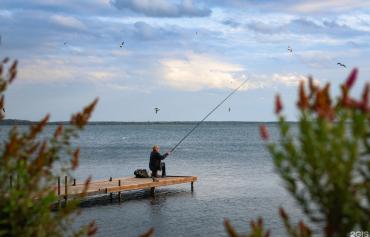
170, 78, 249, 153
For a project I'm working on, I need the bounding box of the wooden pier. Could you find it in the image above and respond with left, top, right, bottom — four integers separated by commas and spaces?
55, 176, 197, 202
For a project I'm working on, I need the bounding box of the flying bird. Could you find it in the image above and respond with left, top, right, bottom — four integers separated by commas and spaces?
154, 108, 160, 114
63, 42, 67, 46
120, 41, 125, 48
337, 62, 346, 68
287, 46, 293, 53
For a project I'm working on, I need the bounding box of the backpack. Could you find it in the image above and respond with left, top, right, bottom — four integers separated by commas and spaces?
134, 169, 149, 178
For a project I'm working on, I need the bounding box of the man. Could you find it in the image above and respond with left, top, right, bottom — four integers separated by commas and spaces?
149, 145, 170, 178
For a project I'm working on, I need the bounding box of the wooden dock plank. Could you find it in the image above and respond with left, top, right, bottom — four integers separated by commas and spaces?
56, 176, 197, 198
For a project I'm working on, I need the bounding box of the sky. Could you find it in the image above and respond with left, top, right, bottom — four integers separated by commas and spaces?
1, 0, 370, 121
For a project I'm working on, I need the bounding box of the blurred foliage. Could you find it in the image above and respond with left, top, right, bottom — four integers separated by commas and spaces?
226, 68, 370, 237
0, 58, 98, 237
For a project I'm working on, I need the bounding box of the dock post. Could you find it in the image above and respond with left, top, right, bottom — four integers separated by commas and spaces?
150, 187, 155, 196
57, 176, 61, 207
109, 177, 112, 181
118, 180, 121, 202
191, 182, 194, 192
73, 178, 76, 186
64, 176, 68, 205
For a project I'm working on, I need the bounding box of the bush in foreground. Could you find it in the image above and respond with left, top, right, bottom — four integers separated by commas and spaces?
225, 69, 370, 237
0, 58, 99, 236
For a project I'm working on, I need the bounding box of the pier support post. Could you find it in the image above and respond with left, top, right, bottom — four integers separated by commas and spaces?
57, 176, 61, 207
118, 180, 121, 202
191, 182, 194, 192
110, 192, 113, 202
73, 179, 76, 186
150, 187, 155, 196
64, 176, 68, 205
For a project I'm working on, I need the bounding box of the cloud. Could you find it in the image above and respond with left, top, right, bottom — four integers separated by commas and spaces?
241, 73, 311, 90
271, 73, 307, 86
161, 53, 245, 91
132, 21, 180, 41
290, 0, 370, 13
244, 17, 363, 38
214, 0, 370, 14
221, 18, 240, 28
50, 15, 86, 30
246, 21, 284, 35
161, 53, 310, 91
17, 57, 120, 84
110, 0, 211, 17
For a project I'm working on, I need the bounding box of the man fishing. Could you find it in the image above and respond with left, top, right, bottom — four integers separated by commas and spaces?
149, 145, 171, 178
148, 80, 248, 179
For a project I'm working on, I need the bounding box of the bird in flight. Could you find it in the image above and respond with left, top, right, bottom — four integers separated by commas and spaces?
287, 46, 293, 53
120, 41, 125, 48
64, 42, 67, 46
154, 108, 160, 114
337, 62, 346, 68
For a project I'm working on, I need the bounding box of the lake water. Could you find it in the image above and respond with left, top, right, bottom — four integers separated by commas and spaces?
1, 122, 309, 236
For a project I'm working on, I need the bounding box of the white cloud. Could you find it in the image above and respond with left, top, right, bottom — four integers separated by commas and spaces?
161, 53, 245, 91
272, 73, 307, 86
291, 0, 370, 13
18, 58, 119, 83
51, 15, 86, 30
245, 73, 311, 89
337, 14, 370, 32
161, 53, 310, 91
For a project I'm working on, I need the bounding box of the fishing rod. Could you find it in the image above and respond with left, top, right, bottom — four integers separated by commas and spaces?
170, 78, 249, 153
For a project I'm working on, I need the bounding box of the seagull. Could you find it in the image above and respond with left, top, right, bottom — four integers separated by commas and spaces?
120, 41, 124, 48
287, 46, 293, 53
63, 42, 67, 46
337, 62, 346, 68
154, 108, 160, 114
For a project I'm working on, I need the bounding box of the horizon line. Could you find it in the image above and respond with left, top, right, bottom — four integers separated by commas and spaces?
0, 119, 297, 124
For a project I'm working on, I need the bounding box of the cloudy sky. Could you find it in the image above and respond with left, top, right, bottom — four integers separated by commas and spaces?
1, 0, 370, 121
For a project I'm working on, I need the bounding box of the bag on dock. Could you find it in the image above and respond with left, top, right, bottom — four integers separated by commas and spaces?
134, 169, 149, 178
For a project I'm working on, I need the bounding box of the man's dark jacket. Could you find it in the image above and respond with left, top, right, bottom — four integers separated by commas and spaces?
149, 151, 168, 171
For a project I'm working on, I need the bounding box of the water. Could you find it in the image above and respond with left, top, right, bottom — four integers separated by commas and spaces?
1, 122, 308, 236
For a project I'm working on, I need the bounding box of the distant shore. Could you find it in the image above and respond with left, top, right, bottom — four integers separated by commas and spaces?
0, 119, 297, 125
